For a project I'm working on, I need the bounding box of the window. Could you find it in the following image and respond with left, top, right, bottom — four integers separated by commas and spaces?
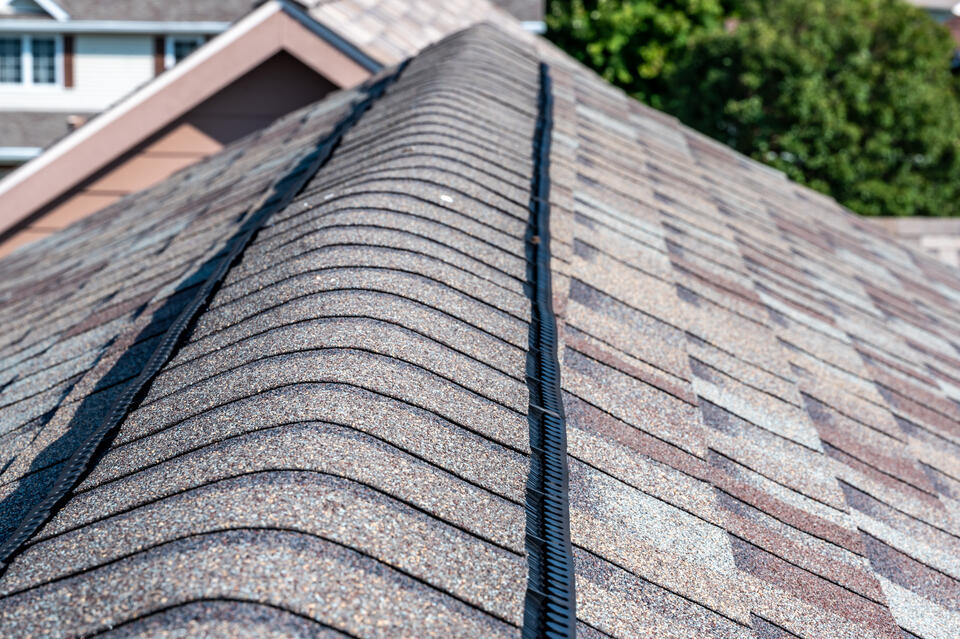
0, 37, 21, 83
173, 38, 199, 62
0, 35, 61, 86
31, 37, 55, 84
164, 36, 204, 70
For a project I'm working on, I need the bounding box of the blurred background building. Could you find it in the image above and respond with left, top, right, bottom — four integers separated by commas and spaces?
0, 0, 542, 256
0, 0, 251, 178
0, 0, 544, 178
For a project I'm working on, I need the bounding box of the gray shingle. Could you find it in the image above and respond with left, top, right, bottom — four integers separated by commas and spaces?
0, 24, 539, 636
0, 20, 959, 639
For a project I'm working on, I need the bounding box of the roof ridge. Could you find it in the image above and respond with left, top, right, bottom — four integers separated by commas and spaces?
522, 61, 577, 639
0, 61, 409, 571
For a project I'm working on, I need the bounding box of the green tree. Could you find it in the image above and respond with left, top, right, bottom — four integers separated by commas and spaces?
666, 0, 960, 216
546, 0, 737, 108
549, 0, 960, 217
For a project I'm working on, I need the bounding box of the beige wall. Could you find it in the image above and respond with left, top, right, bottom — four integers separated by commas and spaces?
0, 52, 337, 258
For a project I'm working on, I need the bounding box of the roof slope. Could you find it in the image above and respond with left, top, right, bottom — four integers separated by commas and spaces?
302, 0, 520, 65
0, 112, 91, 150
0, 26, 539, 638
541, 41, 960, 639
0, 78, 365, 550
0, 21, 959, 639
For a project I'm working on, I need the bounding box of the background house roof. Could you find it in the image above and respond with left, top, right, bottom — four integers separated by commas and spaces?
0, 111, 91, 150
0, 0, 545, 26
492, 0, 545, 23
909, 0, 960, 11
24, 0, 252, 22
0, 21, 959, 639
302, 0, 523, 65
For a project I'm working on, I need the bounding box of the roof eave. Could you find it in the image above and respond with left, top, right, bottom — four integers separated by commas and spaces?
280, 0, 382, 73
0, 146, 42, 163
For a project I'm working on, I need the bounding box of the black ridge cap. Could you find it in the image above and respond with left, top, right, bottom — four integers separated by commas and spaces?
0, 61, 409, 570
522, 63, 577, 639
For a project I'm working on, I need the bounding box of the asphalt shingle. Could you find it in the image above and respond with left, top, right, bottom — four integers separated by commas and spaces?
0, 21, 958, 639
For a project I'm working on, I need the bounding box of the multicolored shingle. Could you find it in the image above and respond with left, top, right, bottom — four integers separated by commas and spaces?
0, 22, 958, 639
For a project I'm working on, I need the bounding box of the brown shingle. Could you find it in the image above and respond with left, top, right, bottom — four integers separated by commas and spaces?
0, 20, 958, 639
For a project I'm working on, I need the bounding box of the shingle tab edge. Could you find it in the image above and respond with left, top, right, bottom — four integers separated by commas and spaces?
0, 62, 408, 570
522, 62, 577, 639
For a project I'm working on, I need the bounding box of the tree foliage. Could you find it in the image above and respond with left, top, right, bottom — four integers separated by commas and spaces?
548, 0, 960, 216
546, 0, 736, 108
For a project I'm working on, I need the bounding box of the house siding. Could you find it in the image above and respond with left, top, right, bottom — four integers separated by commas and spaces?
72, 34, 153, 107
0, 33, 198, 112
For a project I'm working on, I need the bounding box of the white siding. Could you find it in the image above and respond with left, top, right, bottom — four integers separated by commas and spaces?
73, 35, 153, 106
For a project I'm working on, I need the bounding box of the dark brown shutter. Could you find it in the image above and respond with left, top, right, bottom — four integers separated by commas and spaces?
63, 35, 74, 88
153, 36, 164, 76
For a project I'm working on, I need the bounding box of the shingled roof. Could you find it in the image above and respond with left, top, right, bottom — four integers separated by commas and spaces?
1, 0, 539, 24
46, 0, 252, 21
1, 22, 959, 639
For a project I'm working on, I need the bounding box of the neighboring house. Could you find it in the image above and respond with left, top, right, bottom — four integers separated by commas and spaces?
495, 0, 545, 30
0, 0, 532, 257
0, 0, 253, 176
1, 23, 959, 639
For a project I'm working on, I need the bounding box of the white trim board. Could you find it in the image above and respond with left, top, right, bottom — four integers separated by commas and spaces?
521, 21, 546, 34
0, 146, 42, 162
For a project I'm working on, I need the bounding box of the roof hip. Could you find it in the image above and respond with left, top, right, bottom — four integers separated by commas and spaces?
0, 61, 408, 572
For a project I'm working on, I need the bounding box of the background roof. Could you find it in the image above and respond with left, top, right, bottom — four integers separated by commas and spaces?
52, 0, 252, 22
5, 0, 543, 24
303, 0, 523, 64
0, 112, 92, 150
908, 0, 959, 11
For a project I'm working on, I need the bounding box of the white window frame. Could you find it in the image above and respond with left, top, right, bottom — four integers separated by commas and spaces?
164, 35, 204, 70
0, 33, 63, 88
